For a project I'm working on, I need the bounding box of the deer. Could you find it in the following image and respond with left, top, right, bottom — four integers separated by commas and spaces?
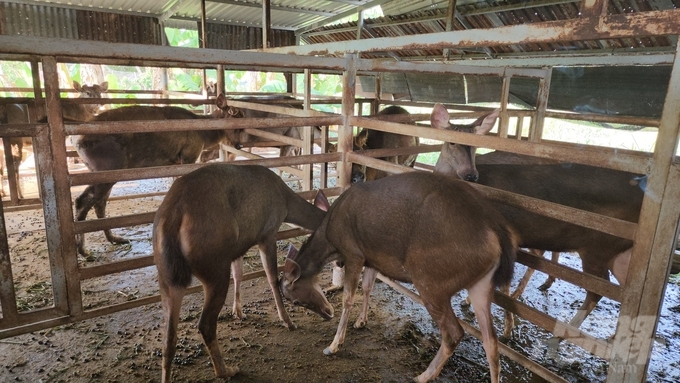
153, 163, 329, 383
326, 106, 500, 322
280, 171, 517, 383
0, 81, 107, 198
475, 151, 562, 298
73, 93, 244, 257
429, 103, 645, 341
199, 95, 322, 162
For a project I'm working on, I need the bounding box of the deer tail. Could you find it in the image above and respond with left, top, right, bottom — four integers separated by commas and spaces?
158, 209, 193, 288
492, 225, 517, 288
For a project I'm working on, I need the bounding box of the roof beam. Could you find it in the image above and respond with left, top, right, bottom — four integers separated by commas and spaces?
207, 0, 335, 17
263, 9, 680, 55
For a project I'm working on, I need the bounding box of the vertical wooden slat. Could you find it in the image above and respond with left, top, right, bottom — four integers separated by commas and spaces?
29, 60, 43, 122
372, 74, 381, 115
529, 67, 552, 142
498, 74, 510, 138
338, 54, 356, 189
40, 57, 82, 316
216, 64, 225, 95
607, 40, 680, 382
0, 197, 19, 325
301, 69, 313, 191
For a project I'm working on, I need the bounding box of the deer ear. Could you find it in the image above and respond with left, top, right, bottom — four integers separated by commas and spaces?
284, 258, 301, 284
99, 81, 109, 92
354, 129, 369, 149
73, 81, 82, 91
314, 190, 330, 212
473, 109, 499, 135
430, 103, 451, 130
214, 93, 228, 109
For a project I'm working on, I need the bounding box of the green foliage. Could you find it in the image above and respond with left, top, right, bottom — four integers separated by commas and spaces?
165, 28, 199, 48
0, 61, 34, 97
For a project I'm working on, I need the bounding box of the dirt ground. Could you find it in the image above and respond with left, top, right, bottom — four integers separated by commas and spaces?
1, 169, 680, 383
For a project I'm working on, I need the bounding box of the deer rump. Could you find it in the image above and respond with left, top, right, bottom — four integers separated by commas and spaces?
73, 98, 241, 256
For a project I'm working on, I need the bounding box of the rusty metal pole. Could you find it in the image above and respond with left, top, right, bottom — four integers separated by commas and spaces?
338, 54, 356, 189
443, 0, 458, 60
262, 0, 272, 49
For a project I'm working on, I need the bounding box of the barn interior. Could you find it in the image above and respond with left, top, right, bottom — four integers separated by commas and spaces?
1, 0, 680, 382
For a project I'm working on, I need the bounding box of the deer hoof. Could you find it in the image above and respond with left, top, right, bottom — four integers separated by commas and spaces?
323, 347, 336, 356
215, 365, 239, 378
232, 311, 246, 321
354, 319, 366, 329
284, 321, 297, 331
323, 284, 343, 294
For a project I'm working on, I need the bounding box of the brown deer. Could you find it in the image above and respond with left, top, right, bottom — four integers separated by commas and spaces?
280, 171, 517, 383
430, 103, 645, 341
327, 106, 500, 319
199, 95, 322, 162
73, 93, 243, 256
153, 163, 329, 383
0, 81, 108, 198
476, 151, 562, 297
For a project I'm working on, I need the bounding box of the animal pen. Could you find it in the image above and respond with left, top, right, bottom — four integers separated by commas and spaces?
1, 3, 680, 383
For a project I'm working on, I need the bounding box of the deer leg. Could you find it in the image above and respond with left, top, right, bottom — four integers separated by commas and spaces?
10, 140, 24, 199
413, 290, 466, 383
467, 267, 501, 383
500, 282, 514, 340
324, 259, 363, 355
539, 251, 560, 291
324, 261, 345, 293
258, 240, 295, 329
74, 183, 115, 256
159, 277, 186, 383
93, 186, 129, 245
354, 267, 378, 329
197, 276, 238, 379
230, 257, 246, 320
547, 256, 609, 350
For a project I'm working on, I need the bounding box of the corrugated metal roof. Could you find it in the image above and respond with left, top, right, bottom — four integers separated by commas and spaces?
10, 0, 375, 31
0, 0, 677, 58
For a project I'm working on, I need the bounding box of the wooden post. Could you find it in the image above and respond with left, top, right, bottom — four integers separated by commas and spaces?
302, 69, 313, 191
498, 74, 511, 138
339, 54, 356, 189
529, 67, 552, 142
40, 57, 82, 316
372, 74, 381, 115
606, 39, 680, 382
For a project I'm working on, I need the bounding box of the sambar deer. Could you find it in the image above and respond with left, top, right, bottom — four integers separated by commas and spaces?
199, 95, 322, 162
346, 105, 420, 183
73, 94, 243, 256
153, 164, 329, 382
281, 171, 517, 383
0, 81, 107, 198
430, 103, 646, 341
